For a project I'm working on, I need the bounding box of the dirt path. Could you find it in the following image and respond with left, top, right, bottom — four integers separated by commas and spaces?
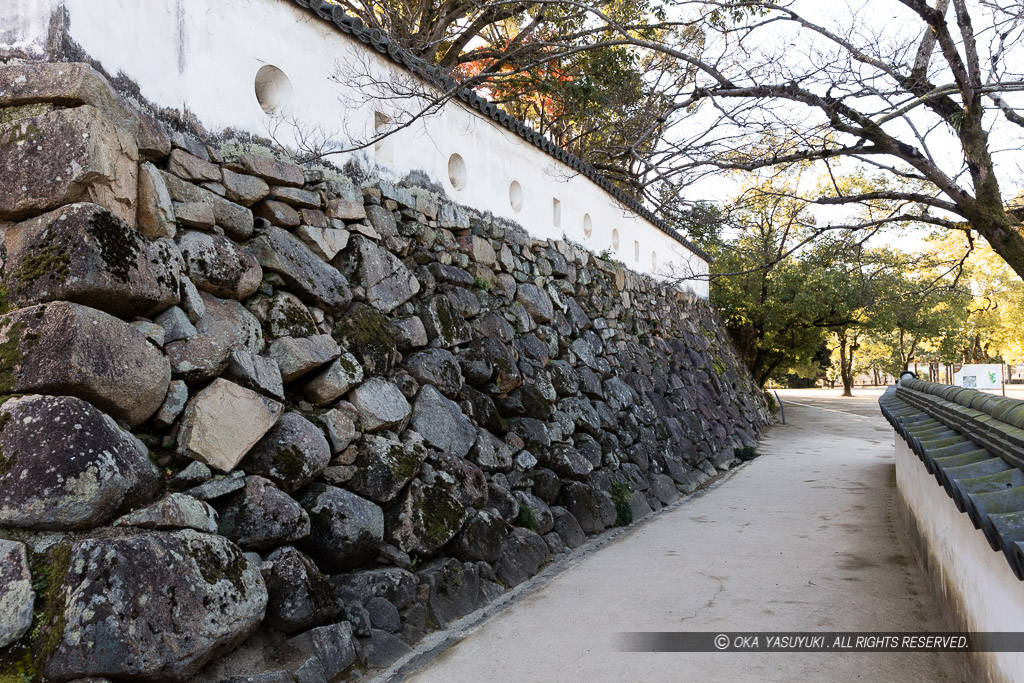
403, 389, 965, 683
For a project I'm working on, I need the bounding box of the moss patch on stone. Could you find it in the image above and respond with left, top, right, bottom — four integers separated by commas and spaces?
184, 536, 250, 596
0, 542, 77, 679
271, 445, 307, 486
0, 104, 52, 124
515, 505, 537, 532
416, 485, 465, 549
0, 318, 30, 395
433, 298, 463, 342
333, 304, 396, 375
387, 444, 422, 483
611, 481, 633, 527
88, 211, 140, 283
8, 231, 70, 297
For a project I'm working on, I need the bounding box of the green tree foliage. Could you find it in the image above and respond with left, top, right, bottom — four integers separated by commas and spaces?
709, 174, 865, 388
709, 169, 974, 394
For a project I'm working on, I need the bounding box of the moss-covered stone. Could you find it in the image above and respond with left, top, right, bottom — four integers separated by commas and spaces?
610, 481, 633, 527
333, 303, 397, 376
0, 318, 30, 395
87, 210, 140, 283
183, 534, 250, 595
7, 233, 71, 298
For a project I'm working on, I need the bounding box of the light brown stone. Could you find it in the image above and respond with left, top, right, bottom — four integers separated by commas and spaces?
0, 302, 172, 426
137, 161, 176, 238
177, 378, 283, 472
0, 105, 138, 225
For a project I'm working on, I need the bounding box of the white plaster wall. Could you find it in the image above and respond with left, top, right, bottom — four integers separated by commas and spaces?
0, 0, 56, 60
1, 0, 708, 295
895, 436, 1024, 681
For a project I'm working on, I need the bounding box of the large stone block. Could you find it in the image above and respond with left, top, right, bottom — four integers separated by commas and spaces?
3, 202, 181, 317
177, 229, 262, 300
248, 225, 353, 313
299, 483, 384, 572
0, 394, 161, 530
241, 412, 331, 491
0, 302, 171, 425
0, 105, 138, 225
337, 235, 419, 313
0, 62, 157, 154
346, 433, 428, 504
39, 530, 267, 681
386, 479, 468, 557
410, 385, 477, 458
177, 378, 284, 472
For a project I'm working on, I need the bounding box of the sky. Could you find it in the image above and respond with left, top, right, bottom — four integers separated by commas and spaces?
665, 0, 1024, 255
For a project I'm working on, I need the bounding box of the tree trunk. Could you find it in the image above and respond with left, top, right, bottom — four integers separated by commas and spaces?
838, 332, 855, 397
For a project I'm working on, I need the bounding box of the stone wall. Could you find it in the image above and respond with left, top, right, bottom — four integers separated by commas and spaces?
0, 61, 771, 681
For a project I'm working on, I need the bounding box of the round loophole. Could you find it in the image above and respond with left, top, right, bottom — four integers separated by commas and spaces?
612, 229, 620, 251
509, 181, 524, 212
583, 213, 593, 238
254, 65, 294, 115
448, 153, 467, 190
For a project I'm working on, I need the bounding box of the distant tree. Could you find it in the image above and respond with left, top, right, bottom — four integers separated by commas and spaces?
708, 173, 870, 388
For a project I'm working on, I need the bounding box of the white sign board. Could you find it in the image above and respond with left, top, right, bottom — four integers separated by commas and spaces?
954, 364, 1003, 390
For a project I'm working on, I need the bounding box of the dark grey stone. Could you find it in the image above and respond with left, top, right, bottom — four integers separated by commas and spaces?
514, 491, 554, 535
299, 483, 384, 572
403, 348, 464, 398
470, 430, 514, 473
455, 509, 507, 563
338, 235, 419, 313
549, 444, 594, 480
248, 225, 352, 312
331, 567, 419, 611
356, 629, 412, 669
411, 385, 477, 458
551, 506, 586, 549
346, 433, 428, 504
218, 476, 311, 550
421, 295, 472, 347
494, 528, 549, 587
387, 479, 468, 556
242, 413, 331, 491
264, 546, 341, 633
287, 622, 356, 681
177, 230, 262, 300
226, 350, 285, 400
559, 481, 616, 534
0, 394, 160, 530
365, 597, 401, 632
486, 481, 520, 523
418, 559, 480, 626
40, 531, 266, 681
